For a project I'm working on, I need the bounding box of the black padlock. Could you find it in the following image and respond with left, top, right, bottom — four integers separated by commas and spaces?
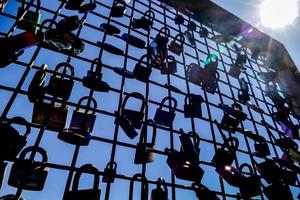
41, 19, 85, 55
113, 67, 135, 78
110, 0, 126, 18
45, 62, 74, 100
193, 184, 220, 200
228, 53, 247, 78
28, 64, 47, 103
263, 183, 293, 200
184, 31, 195, 46
64, 0, 96, 13
32, 93, 68, 132
17, 0, 41, 33
121, 33, 146, 49
165, 148, 204, 182
219, 103, 247, 132
265, 82, 285, 108
254, 140, 270, 157
115, 112, 138, 139
129, 174, 148, 200
8, 146, 48, 191
238, 163, 261, 198
212, 137, 239, 168
161, 56, 177, 74
238, 77, 250, 104
255, 159, 282, 184
150, 178, 168, 200
168, 33, 185, 56
100, 23, 121, 35
199, 27, 209, 38
201, 54, 219, 93
83, 59, 110, 92
187, 21, 196, 32
0, 117, 30, 161
174, 14, 184, 24
184, 94, 204, 119
58, 96, 97, 146
154, 97, 177, 128
132, 10, 155, 31
134, 120, 156, 164
0, 161, 7, 189
133, 54, 153, 83
187, 63, 203, 85
121, 92, 145, 129
57, 15, 83, 33
216, 165, 244, 187
98, 42, 124, 56
102, 161, 117, 183
64, 164, 101, 200
0, 194, 24, 200
179, 130, 200, 163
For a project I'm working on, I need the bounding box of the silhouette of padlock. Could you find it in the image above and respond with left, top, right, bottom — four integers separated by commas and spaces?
154, 97, 177, 128
179, 130, 200, 164
64, 0, 96, 13
150, 178, 168, 200
17, 0, 41, 33
168, 34, 185, 55
133, 54, 153, 83
201, 54, 219, 93
184, 94, 204, 119
110, 0, 126, 18
161, 56, 177, 75
238, 77, 250, 104
187, 63, 203, 85
132, 10, 154, 31
28, 64, 47, 103
238, 163, 261, 198
128, 174, 148, 200
102, 161, 117, 183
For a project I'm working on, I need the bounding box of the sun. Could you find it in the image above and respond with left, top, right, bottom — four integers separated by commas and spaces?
259, 0, 299, 28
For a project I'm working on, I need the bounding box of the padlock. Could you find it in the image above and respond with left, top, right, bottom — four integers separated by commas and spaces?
238, 163, 261, 198
45, 62, 74, 100
134, 120, 156, 164
120, 92, 145, 129
255, 159, 282, 184
161, 56, 177, 74
132, 10, 154, 31
0, 117, 30, 161
165, 148, 204, 182
110, 0, 126, 18
64, 164, 101, 200
265, 82, 286, 108
115, 112, 138, 139
274, 137, 298, 151
254, 140, 270, 157
263, 183, 293, 200
150, 178, 168, 200
0, 194, 24, 200
184, 31, 195, 46
100, 23, 121, 35
64, 0, 96, 13
41, 19, 85, 55
174, 14, 184, 24
17, 0, 41, 33
154, 97, 177, 128
219, 103, 247, 132
129, 174, 148, 200
57, 15, 83, 33
212, 137, 239, 168
168, 33, 185, 55
228, 53, 247, 78
187, 21, 196, 32
28, 64, 47, 103
199, 27, 209, 38
201, 54, 219, 93
184, 94, 204, 119
0, 161, 7, 189
0, 0, 8, 12
246, 101, 264, 114
83, 59, 110, 92
97, 42, 124, 55
179, 130, 200, 163
187, 63, 203, 85
192, 184, 220, 200
102, 161, 117, 183
8, 146, 48, 191
133, 54, 153, 83
113, 67, 135, 78
58, 96, 97, 146
238, 77, 250, 104
121, 33, 145, 49
32, 94, 68, 132
216, 165, 244, 187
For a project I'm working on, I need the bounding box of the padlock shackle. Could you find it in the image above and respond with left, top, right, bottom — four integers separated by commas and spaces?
19, 146, 48, 163
105, 161, 117, 170
159, 96, 177, 112
21, 0, 41, 11
54, 62, 75, 78
90, 58, 103, 73
239, 163, 254, 175
166, 55, 175, 63
129, 173, 149, 200
137, 54, 153, 69
72, 164, 100, 191
155, 177, 168, 196
143, 10, 155, 23
113, 0, 126, 7
173, 33, 185, 44
122, 92, 145, 114
76, 96, 97, 114
188, 131, 201, 149
222, 136, 239, 154
138, 119, 157, 145
157, 27, 170, 39
8, 117, 31, 137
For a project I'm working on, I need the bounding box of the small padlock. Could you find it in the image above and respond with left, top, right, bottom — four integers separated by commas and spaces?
212, 137, 239, 168
174, 14, 184, 25
102, 161, 117, 183
228, 53, 247, 78
187, 63, 203, 85
100, 23, 121, 35
161, 56, 177, 74
17, 0, 41, 33
265, 82, 285, 108
255, 159, 282, 184
129, 174, 148, 200
132, 10, 155, 31
83, 59, 110, 92
263, 183, 293, 200
115, 112, 138, 139
110, 0, 126, 18
187, 21, 196, 32
0, 194, 24, 200
120, 92, 145, 129
168, 33, 185, 56
57, 15, 83, 33
98, 42, 124, 55
28, 64, 47, 103
282, 169, 297, 186
238, 77, 250, 104
134, 120, 156, 164
64, 0, 96, 13
219, 103, 247, 132
0, 161, 7, 189
216, 165, 244, 187
32, 93, 68, 132
199, 27, 209, 38
133, 54, 153, 83
121, 33, 146, 49
254, 140, 270, 157
184, 94, 204, 119
179, 130, 200, 164
184, 31, 195, 46
8, 146, 48, 191
64, 164, 101, 200
45, 62, 74, 100
201, 54, 219, 93
58, 96, 97, 146
0, 117, 30, 161
150, 178, 168, 200
238, 163, 261, 198
154, 97, 177, 128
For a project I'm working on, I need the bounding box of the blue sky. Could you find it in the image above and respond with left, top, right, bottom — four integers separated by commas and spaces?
0, 0, 299, 199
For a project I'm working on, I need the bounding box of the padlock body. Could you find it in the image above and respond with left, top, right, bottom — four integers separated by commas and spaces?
122, 109, 143, 129
58, 128, 92, 146
154, 109, 175, 128
161, 61, 177, 74
151, 188, 168, 200
83, 71, 110, 92
228, 65, 242, 78
102, 168, 116, 183
184, 104, 202, 118
70, 111, 96, 133
134, 143, 155, 164
64, 189, 101, 200
133, 64, 152, 82
115, 115, 138, 139
46, 77, 74, 100
239, 175, 261, 198
168, 41, 183, 55
220, 114, 239, 132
